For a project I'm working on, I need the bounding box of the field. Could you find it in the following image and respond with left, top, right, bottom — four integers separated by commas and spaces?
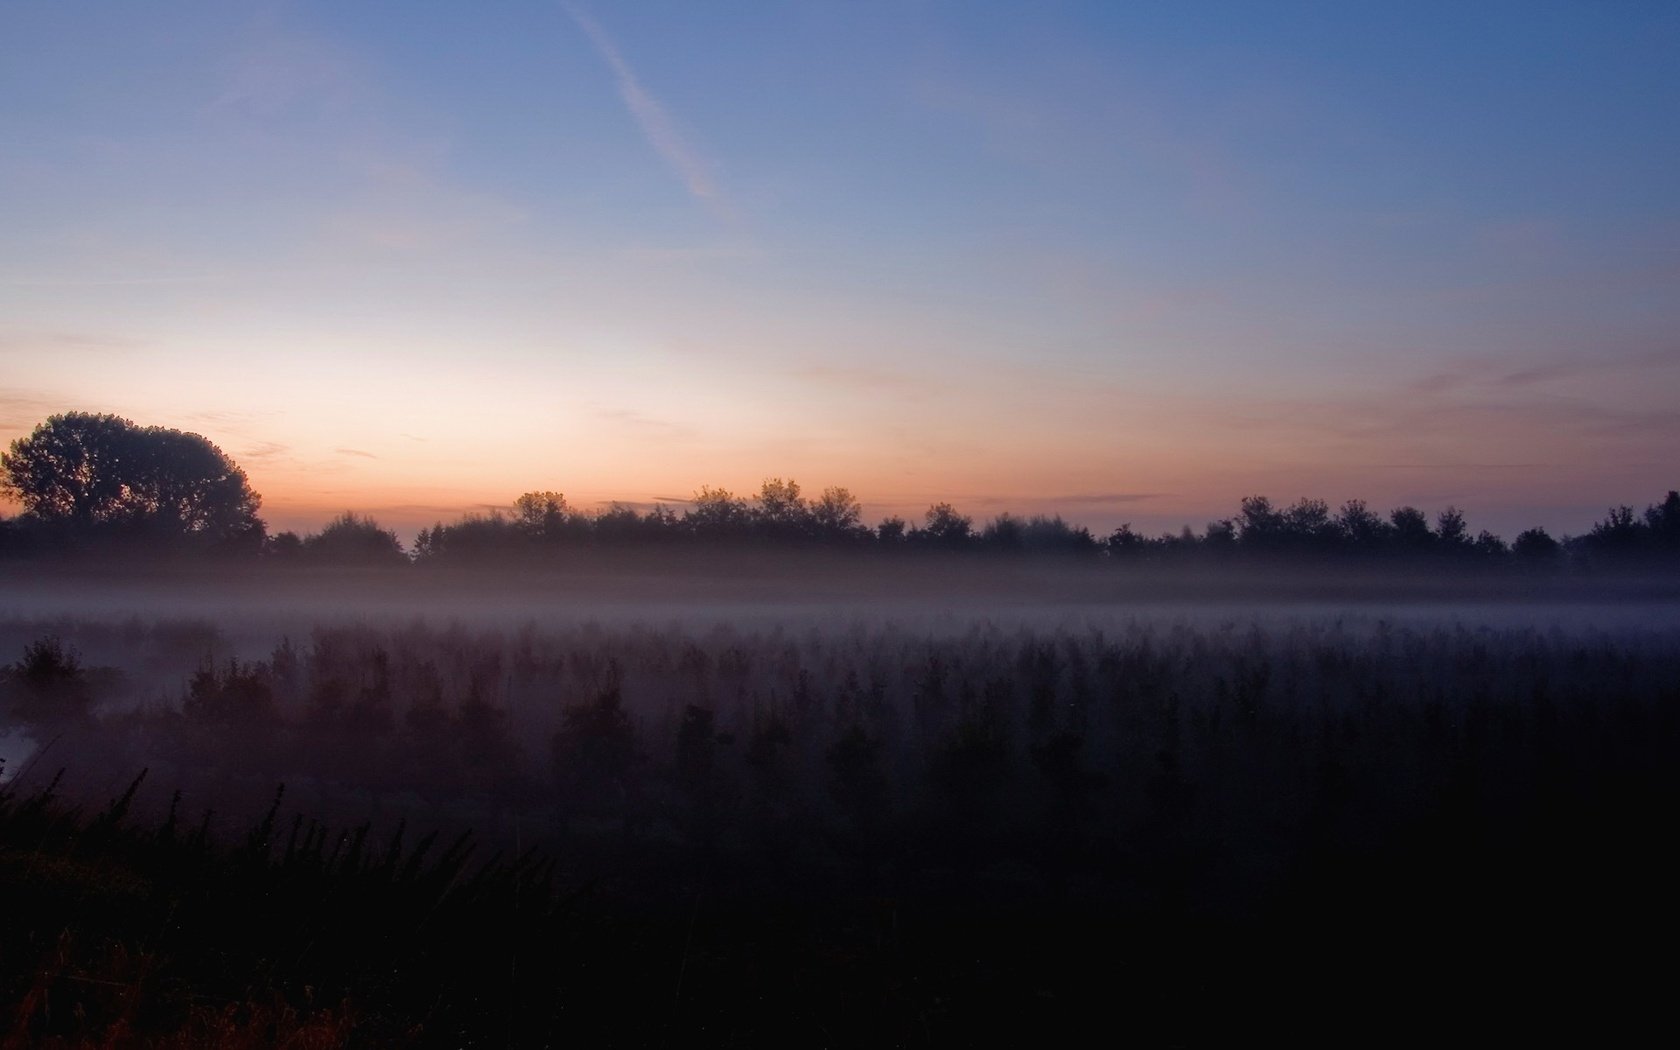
2, 572, 1677, 1044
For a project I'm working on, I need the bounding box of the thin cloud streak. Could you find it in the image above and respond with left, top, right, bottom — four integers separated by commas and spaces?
0, 332, 151, 354
591, 406, 697, 441
0, 275, 227, 288
788, 364, 934, 395
239, 441, 291, 462
563, 3, 725, 212
959, 492, 1164, 509
1046, 492, 1167, 505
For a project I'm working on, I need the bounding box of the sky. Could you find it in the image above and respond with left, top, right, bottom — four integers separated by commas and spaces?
3, 1, 1678, 541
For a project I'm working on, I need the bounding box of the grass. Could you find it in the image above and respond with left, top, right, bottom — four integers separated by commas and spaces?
2, 609, 1677, 1044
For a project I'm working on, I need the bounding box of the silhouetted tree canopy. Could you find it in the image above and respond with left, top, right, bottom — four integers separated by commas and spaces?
1334, 500, 1385, 549
1105, 523, 1146, 557
1, 412, 263, 547
1281, 498, 1336, 550
413, 512, 520, 563
918, 502, 974, 548
876, 516, 908, 544
754, 477, 808, 538
1648, 491, 1680, 549
4, 430, 1675, 578
1019, 514, 1099, 555
1513, 527, 1561, 561
811, 486, 867, 541
513, 491, 570, 540
687, 486, 751, 537
1436, 506, 1470, 549
1388, 506, 1434, 551
301, 512, 406, 565
365, 481, 1680, 575
980, 513, 1026, 552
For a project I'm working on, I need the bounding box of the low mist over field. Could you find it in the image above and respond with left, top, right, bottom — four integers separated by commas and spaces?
3, 582, 1677, 1041
2, 516, 1678, 1041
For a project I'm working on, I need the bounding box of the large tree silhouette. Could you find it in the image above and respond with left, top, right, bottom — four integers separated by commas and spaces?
1, 412, 263, 545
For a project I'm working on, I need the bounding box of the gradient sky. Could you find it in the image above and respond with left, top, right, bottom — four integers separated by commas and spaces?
3, 2, 1678, 541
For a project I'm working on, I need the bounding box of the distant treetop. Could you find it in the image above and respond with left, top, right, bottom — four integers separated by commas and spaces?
1, 412, 263, 548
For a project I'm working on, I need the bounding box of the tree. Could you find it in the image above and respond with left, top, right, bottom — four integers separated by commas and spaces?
753, 477, 809, 534
1019, 514, 1098, 555
1472, 530, 1508, 557
1202, 519, 1237, 552
1336, 499, 1390, 551
1646, 491, 1680, 551
594, 502, 679, 543
1, 637, 94, 727
980, 513, 1025, 552
413, 512, 521, 563
876, 516, 908, 544
810, 486, 866, 540
686, 486, 750, 537
513, 491, 569, 540
1388, 506, 1434, 551
1436, 506, 1471, 551
1235, 495, 1285, 548
1281, 498, 1338, 552
1, 412, 264, 545
1587, 505, 1642, 553
1512, 527, 1561, 562
1106, 523, 1147, 558
918, 502, 973, 548
301, 512, 407, 565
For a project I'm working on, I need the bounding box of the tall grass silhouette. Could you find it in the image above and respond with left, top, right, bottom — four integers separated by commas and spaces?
2, 611, 1676, 1043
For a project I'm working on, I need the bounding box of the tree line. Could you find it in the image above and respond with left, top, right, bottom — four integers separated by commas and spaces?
391, 484, 1680, 570
3, 411, 1677, 570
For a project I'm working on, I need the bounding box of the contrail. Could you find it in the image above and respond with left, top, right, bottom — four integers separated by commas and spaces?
562, 2, 724, 211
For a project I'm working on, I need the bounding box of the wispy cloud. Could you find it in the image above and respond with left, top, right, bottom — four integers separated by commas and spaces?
1362, 462, 1547, 472
563, 3, 725, 212
592, 406, 696, 440
611, 243, 758, 264
185, 409, 274, 427
0, 276, 226, 288
361, 503, 479, 518
0, 331, 151, 355
208, 16, 361, 120
0, 392, 66, 432
335, 447, 378, 459
239, 441, 291, 463
1223, 370, 1680, 459
1402, 344, 1680, 396
961, 492, 1165, 508
788, 364, 934, 395
1499, 343, 1680, 388
1046, 492, 1166, 505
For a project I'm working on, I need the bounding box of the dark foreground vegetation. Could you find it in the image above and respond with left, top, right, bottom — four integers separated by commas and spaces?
3, 612, 1677, 1045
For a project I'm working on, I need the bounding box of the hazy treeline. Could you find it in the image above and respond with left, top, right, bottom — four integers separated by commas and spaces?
390, 483, 1680, 571
8, 476, 1680, 574
5, 414, 1677, 571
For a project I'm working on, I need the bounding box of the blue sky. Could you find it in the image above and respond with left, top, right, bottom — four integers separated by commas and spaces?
3, 1, 1677, 538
